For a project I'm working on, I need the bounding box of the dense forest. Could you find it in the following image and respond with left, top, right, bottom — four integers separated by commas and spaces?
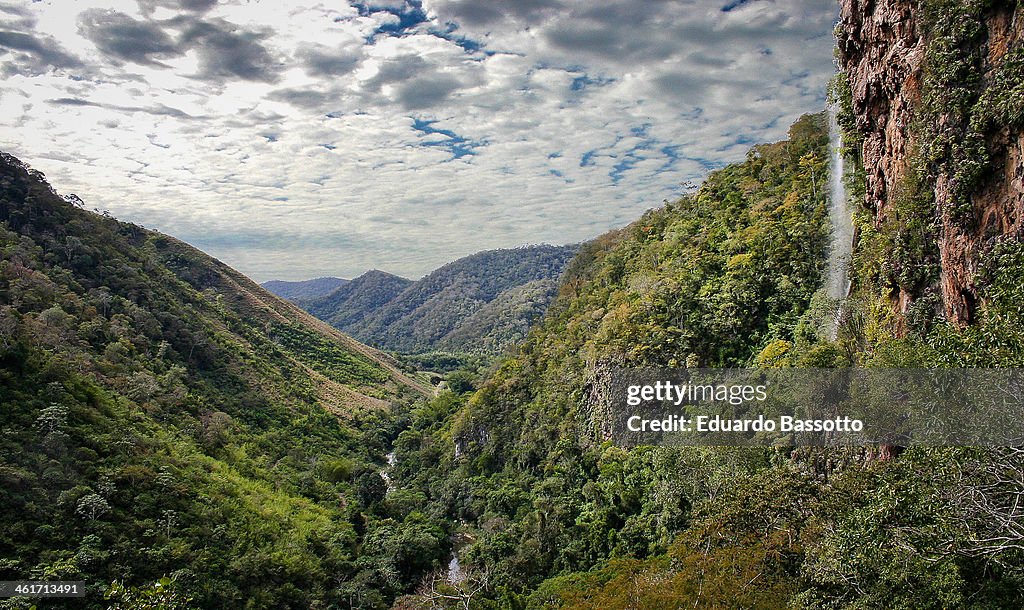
302, 271, 415, 336
0, 152, 457, 608
386, 105, 1024, 608
301, 246, 577, 357
3, 0, 1024, 607
375, 0, 1024, 606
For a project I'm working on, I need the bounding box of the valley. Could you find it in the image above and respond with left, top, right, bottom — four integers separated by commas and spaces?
271, 245, 577, 359
2, 1, 1024, 608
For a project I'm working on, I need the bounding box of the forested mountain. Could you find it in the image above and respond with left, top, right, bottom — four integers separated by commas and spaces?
4, 1, 1023, 607
304, 246, 577, 355
261, 276, 348, 301
390, 102, 1024, 608
303, 270, 414, 331
390, 113, 836, 606
435, 278, 560, 355
0, 151, 451, 608
382, 0, 1024, 604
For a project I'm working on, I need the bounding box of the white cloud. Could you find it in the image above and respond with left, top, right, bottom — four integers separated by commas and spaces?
0, 0, 837, 281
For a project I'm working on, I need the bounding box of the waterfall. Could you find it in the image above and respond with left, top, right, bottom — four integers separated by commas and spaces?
825, 102, 853, 338
379, 451, 396, 493
447, 555, 465, 584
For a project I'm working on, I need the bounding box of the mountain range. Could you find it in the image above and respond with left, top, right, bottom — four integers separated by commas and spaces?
3, 1, 1024, 605
298, 245, 577, 355
0, 151, 434, 607
261, 276, 348, 301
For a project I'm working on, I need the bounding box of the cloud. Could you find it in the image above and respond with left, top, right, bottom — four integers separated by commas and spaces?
395, 74, 462, 109
47, 97, 203, 120
77, 9, 179, 65
425, 0, 564, 26
267, 87, 341, 110
0, 30, 82, 75
178, 18, 282, 83
356, 47, 481, 110
364, 53, 431, 88
297, 42, 361, 76
721, 0, 759, 12
136, 0, 219, 15
76, 8, 282, 82
0, 2, 33, 19
0, 0, 838, 282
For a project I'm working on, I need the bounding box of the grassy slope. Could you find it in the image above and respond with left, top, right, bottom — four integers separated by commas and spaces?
0, 151, 431, 608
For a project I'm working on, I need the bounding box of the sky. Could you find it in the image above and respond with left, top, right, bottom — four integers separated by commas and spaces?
0, 0, 838, 282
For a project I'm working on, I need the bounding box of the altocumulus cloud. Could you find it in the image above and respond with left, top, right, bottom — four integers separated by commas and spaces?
0, 0, 837, 281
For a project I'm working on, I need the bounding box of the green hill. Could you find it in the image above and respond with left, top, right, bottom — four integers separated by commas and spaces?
389, 111, 1024, 608
304, 246, 577, 355
303, 270, 414, 331
0, 151, 441, 607
392, 113, 834, 602
434, 278, 560, 354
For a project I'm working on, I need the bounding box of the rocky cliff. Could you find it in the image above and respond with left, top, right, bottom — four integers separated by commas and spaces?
837, 0, 1024, 328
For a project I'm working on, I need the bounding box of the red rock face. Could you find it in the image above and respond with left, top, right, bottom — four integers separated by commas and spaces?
837, 0, 924, 218
838, 0, 1024, 328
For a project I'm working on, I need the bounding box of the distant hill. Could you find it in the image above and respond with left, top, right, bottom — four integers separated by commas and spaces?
303, 246, 577, 354
262, 276, 348, 300
302, 270, 413, 329
434, 278, 560, 353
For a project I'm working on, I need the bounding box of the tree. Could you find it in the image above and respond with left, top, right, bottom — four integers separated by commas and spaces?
105, 576, 193, 610
35, 403, 69, 435
948, 447, 1024, 569
356, 471, 387, 508
412, 565, 490, 610
76, 493, 111, 522
0, 306, 17, 350
199, 411, 233, 449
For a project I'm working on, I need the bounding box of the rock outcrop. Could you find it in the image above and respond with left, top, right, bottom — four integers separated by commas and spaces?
838, 0, 1024, 327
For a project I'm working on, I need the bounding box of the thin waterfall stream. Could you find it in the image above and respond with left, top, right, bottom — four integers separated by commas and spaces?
826, 102, 854, 339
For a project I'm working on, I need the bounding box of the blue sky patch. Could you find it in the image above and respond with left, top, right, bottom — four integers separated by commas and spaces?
412, 118, 486, 160
570, 74, 614, 92
721, 0, 756, 12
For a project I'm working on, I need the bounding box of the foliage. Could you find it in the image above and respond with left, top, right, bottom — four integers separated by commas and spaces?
6, 7, 1024, 601
392, 114, 835, 606
916, 0, 1024, 219
304, 247, 578, 355
0, 152, 441, 608
389, 98, 1024, 609
104, 575, 192, 610
303, 270, 413, 330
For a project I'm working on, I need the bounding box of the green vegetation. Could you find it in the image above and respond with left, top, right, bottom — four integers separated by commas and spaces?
303, 270, 414, 332
915, 0, 1023, 219
104, 575, 193, 609
842, 0, 1024, 343
303, 246, 577, 356
386, 110, 1024, 609
0, 152, 448, 608
389, 115, 834, 604
5, 3, 1024, 602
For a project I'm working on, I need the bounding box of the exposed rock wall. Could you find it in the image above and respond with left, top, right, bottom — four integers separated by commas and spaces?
838, 0, 1024, 327
837, 0, 924, 219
